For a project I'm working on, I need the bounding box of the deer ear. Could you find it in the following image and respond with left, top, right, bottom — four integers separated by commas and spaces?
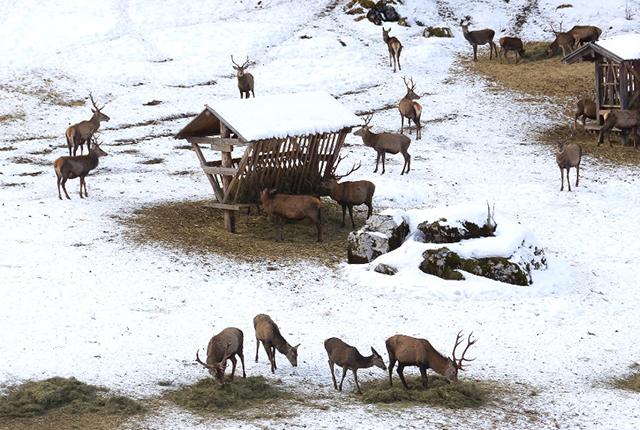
269, 188, 278, 195
371, 347, 380, 356
91, 108, 96, 113
293, 343, 301, 350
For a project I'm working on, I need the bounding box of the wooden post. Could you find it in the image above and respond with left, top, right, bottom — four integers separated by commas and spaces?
595, 60, 603, 124
220, 123, 236, 233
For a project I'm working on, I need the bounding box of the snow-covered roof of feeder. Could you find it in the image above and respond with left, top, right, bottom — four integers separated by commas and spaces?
175, 91, 361, 141
564, 33, 640, 63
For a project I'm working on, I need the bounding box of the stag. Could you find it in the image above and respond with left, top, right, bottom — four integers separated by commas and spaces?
231, 55, 255, 98
321, 156, 375, 228
556, 142, 582, 192
354, 114, 411, 175
567, 25, 602, 48
54, 137, 108, 200
382, 27, 402, 73
254, 314, 300, 374
260, 189, 323, 242
195, 327, 246, 386
324, 337, 386, 394
386, 331, 477, 389
399, 76, 422, 140
498, 37, 525, 64
65, 93, 110, 156
598, 109, 640, 148
460, 19, 497, 61
573, 98, 597, 134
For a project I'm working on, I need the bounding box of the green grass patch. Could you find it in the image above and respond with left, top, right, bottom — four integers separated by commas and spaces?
359, 375, 492, 409
614, 371, 640, 392
166, 376, 300, 417
0, 377, 144, 418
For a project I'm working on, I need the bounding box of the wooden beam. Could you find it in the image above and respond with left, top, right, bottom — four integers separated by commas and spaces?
203, 202, 258, 211
220, 123, 236, 233
202, 166, 238, 176
191, 142, 224, 201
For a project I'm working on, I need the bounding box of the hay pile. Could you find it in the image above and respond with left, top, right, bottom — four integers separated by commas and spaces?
615, 371, 640, 392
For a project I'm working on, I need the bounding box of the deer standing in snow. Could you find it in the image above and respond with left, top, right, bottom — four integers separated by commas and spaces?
65, 93, 110, 156
260, 189, 323, 242
324, 337, 386, 394
399, 76, 422, 140
195, 327, 246, 386
555, 142, 582, 192
231, 55, 255, 98
460, 19, 497, 61
354, 114, 411, 175
382, 27, 402, 73
498, 37, 525, 64
254, 314, 300, 373
54, 137, 108, 200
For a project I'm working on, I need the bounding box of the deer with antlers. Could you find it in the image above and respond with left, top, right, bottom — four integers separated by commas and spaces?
65, 93, 110, 157
195, 327, 246, 386
386, 331, 477, 389
231, 55, 255, 99
382, 27, 402, 73
321, 156, 375, 229
460, 18, 497, 61
54, 136, 108, 200
354, 114, 411, 175
399, 77, 422, 140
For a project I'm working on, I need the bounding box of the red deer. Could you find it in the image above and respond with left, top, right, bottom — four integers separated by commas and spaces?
573, 98, 597, 134
321, 157, 375, 228
386, 331, 476, 389
382, 27, 402, 73
460, 19, 497, 61
498, 37, 525, 64
254, 314, 299, 373
260, 189, 323, 242
567, 25, 602, 49
54, 138, 108, 200
195, 327, 246, 386
231, 55, 255, 98
598, 109, 640, 148
324, 337, 386, 394
354, 114, 411, 175
65, 93, 110, 156
556, 142, 582, 192
399, 76, 422, 140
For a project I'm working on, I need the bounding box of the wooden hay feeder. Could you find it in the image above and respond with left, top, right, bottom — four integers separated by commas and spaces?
175, 91, 361, 233
564, 34, 640, 132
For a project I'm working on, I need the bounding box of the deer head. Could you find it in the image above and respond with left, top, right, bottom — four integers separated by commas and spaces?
195, 343, 232, 386
371, 347, 387, 370
445, 331, 477, 382
402, 77, 421, 100
353, 113, 374, 138
231, 55, 250, 77
89, 93, 110, 122
89, 135, 108, 157
286, 343, 300, 367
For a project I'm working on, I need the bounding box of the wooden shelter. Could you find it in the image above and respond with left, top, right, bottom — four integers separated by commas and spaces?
175, 91, 361, 233
564, 34, 640, 128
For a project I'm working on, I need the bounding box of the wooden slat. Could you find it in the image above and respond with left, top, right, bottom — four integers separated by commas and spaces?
224, 146, 252, 203
203, 166, 238, 176
203, 202, 258, 211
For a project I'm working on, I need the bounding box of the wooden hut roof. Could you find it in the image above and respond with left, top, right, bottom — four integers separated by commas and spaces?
175, 91, 361, 141
564, 34, 640, 64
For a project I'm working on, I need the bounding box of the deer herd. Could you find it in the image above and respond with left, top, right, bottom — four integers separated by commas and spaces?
196, 313, 477, 393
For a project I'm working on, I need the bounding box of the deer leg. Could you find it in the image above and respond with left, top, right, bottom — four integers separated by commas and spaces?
239, 351, 246, 378
397, 364, 409, 389
263, 343, 275, 373
255, 339, 260, 362
83, 177, 89, 197
79, 177, 84, 199
339, 366, 348, 391
271, 346, 277, 370
397, 51, 401, 71
61, 177, 71, 199
353, 369, 362, 394
419, 366, 428, 388
373, 152, 380, 173
400, 114, 404, 134
381, 152, 386, 175
576, 164, 580, 187
366, 199, 373, 219
341, 204, 346, 228
329, 360, 337, 390
229, 356, 237, 380
473, 44, 478, 62
56, 174, 62, 200
348, 205, 355, 229
560, 168, 564, 191
597, 129, 604, 146
388, 358, 396, 386
251, 89, 255, 98
567, 167, 572, 192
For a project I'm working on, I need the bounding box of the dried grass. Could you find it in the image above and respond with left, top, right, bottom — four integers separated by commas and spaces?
614, 370, 640, 392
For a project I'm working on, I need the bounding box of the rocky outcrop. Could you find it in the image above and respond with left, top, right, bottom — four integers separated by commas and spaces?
374, 263, 398, 275
417, 206, 497, 243
423, 27, 453, 37
347, 213, 409, 264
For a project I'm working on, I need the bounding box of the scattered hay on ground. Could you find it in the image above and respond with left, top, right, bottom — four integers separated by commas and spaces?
359, 375, 495, 409
139, 157, 164, 165
614, 369, 640, 392
166, 376, 301, 418
121, 198, 356, 265
0, 377, 144, 420
18, 171, 44, 177
0, 146, 16, 152
0, 112, 26, 123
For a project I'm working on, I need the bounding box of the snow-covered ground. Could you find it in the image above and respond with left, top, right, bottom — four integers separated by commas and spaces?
1, 1, 640, 428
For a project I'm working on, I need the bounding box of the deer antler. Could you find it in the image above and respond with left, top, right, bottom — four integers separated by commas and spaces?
452, 331, 477, 370
230, 54, 240, 67
402, 76, 410, 89
242, 56, 250, 68
334, 159, 362, 180
361, 113, 373, 126
195, 350, 217, 369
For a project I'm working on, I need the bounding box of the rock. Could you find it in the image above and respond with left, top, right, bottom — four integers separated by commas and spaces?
381, 4, 399, 21
366, 8, 383, 25
417, 210, 497, 243
347, 213, 409, 264
374, 263, 398, 275
419, 247, 465, 281
423, 26, 453, 37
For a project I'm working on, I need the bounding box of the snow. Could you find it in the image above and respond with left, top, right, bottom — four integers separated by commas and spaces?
1, 0, 640, 429
208, 91, 362, 141
596, 34, 640, 60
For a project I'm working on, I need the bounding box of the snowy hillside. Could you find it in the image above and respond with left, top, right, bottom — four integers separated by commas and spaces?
1, 0, 640, 429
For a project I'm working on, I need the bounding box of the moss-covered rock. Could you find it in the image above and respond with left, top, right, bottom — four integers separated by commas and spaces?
417, 216, 496, 244
348, 213, 409, 264
419, 247, 465, 280
423, 26, 453, 37
374, 263, 398, 275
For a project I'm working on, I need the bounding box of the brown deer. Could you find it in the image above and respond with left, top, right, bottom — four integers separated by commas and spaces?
399, 76, 422, 140
231, 55, 255, 98
573, 98, 597, 134
382, 27, 402, 73
195, 327, 246, 386
386, 331, 476, 389
598, 109, 640, 148
254, 314, 300, 373
65, 93, 110, 156
321, 157, 375, 228
324, 337, 386, 394
556, 142, 582, 192
498, 37, 525, 64
460, 19, 497, 61
260, 189, 323, 242
54, 137, 108, 200
354, 114, 411, 175
567, 25, 602, 49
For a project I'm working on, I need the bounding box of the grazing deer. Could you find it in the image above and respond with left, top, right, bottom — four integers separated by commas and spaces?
231, 55, 255, 98
195, 327, 246, 386
460, 19, 497, 61
260, 189, 323, 242
354, 114, 411, 175
556, 142, 582, 192
399, 76, 422, 140
498, 37, 525, 64
321, 157, 375, 228
598, 109, 640, 148
65, 93, 110, 156
324, 337, 386, 394
382, 27, 402, 73
254, 314, 300, 373
54, 137, 108, 200
386, 331, 476, 389
573, 98, 597, 134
